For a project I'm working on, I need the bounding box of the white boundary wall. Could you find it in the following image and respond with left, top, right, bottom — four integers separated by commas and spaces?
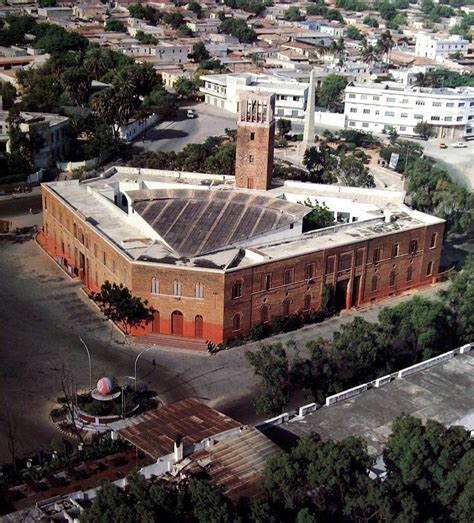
398, 350, 455, 378
325, 384, 368, 406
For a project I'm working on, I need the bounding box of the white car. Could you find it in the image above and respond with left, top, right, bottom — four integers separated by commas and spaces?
451, 142, 467, 148
186, 109, 196, 118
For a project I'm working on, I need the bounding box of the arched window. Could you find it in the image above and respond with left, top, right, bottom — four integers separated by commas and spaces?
303, 294, 311, 311
195, 281, 204, 299
233, 313, 241, 332
151, 277, 160, 294
426, 261, 433, 276
371, 275, 378, 292
282, 299, 290, 317
406, 265, 413, 282
389, 270, 396, 287
232, 280, 242, 299
173, 280, 182, 296
261, 305, 269, 324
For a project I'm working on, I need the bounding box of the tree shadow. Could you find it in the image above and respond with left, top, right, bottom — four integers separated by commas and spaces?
144, 128, 188, 142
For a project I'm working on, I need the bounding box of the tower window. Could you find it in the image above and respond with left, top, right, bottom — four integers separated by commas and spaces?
406, 265, 413, 282
371, 276, 378, 292
373, 247, 382, 264
409, 239, 418, 254
249, 155, 254, 163
250, 132, 255, 140
233, 313, 241, 332
261, 305, 269, 324
391, 244, 399, 258
389, 270, 396, 287
283, 268, 294, 285
262, 273, 272, 291
430, 233, 437, 249
173, 280, 182, 297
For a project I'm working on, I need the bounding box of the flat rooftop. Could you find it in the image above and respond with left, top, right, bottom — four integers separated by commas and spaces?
275, 353, 474, 456
43, 167, 444, 270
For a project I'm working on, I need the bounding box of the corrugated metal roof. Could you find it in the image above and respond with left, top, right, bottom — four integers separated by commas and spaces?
127, 189, 309, 257
118, 398, 241, 459
188, 427, 281, 504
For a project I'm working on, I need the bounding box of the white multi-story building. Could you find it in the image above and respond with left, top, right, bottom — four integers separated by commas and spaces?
200, 73, 308, 120
344, 82, 474, 139
123, 42, 192, 64
415, 33, 469, 60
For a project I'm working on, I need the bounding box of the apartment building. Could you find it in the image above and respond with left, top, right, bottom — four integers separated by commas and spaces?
415, 33, 469, 60
200, 72, 308, 120
344, 82, 474, 139
123, 42, 192, 64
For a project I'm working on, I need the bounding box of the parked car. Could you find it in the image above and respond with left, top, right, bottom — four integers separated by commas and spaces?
186, 109, 196, 119
452, 142, 467, 148
439, 142, 447, 149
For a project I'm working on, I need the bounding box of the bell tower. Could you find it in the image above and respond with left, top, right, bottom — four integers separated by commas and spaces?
235, 91, 275, 191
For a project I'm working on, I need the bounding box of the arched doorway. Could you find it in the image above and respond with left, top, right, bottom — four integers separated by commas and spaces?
152, 311, 160, 333
195, 315, 203, 338
171, 310, 184, 336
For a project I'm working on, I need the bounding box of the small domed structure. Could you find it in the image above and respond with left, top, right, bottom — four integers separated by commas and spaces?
97, 377, 115, 396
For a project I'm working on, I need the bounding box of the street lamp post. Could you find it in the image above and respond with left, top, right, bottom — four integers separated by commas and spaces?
134, 347, 152, 392
79, 337, 92, 391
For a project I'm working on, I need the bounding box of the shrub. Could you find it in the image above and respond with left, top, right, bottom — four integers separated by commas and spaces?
247, 323, 272, 341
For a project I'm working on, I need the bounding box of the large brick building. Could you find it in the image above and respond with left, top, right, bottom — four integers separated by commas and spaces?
40, 92, 444, 344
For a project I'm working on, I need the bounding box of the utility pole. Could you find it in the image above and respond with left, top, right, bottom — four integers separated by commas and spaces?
79, 337, 92, 391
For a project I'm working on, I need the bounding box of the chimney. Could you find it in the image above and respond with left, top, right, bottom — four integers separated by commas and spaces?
174, 435, 183, 463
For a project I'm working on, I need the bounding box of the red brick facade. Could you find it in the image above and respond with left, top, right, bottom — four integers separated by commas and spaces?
235, 92, 275, 190
41, 185, 444, 345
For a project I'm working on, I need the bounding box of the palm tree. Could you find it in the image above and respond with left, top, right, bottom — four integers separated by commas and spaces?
84, 46, 107, 80
91, 89, 117, 128
376, 30, 394, 68
360, 43, 381, 68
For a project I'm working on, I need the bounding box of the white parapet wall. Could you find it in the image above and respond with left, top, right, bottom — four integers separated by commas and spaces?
460, 343, 472, 354
374, 375, 392, 388
397, 350, 455, 379
325, 384, 368, 406
298, 403, 319, 417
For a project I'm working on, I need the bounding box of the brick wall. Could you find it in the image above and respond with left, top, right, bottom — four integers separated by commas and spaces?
41, 186, 445, 345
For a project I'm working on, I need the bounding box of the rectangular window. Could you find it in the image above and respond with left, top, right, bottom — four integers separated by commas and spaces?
262, 273, 272, 290
363, 109, 370, 114
391, 243, 399, 258
426, 261, 433, 276
350, 108, 357, 113
409, 239, 418, 254
446, 102, 454, 108
431, 116, 440, 121
93, 243, 98, 258
458, 102, 465, 107
373, 96, 380, 101
348, 93, 356, 99
402, 98, 409, 104
387, 97, 396, 102
232, 281, 242, 299
355, 248, 364, 267
414, 114, 423, 119
416, 100, 425, 106
432, 101, 442, 107
445, 116, 453, 122
249, 155, 254, 163
362, 123, 369, 128
305, 263, 315, 280
250, 132, 255, 140
112, 259, 116, 274
371, 276, 378, 292
389, 270, 396, 287
103, 251, 107, 266
385, 111, 395, 117
338, 253, 352, 271
456, 116, 463, 121
325, 256, 335, 274
373, 247, 382, 264
401, 113, 408, 118
400, 126, 406, 131
283, 268, 294, 285
430, 233, 437, 248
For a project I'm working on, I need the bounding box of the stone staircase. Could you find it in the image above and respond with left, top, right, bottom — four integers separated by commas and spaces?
134, 333, 209, 352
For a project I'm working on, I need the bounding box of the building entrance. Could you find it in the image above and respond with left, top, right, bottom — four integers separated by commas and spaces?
335, 279, 349, 311
171, 310, 183, 336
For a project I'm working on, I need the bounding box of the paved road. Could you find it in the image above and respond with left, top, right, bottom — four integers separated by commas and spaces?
140, 104, 236, 153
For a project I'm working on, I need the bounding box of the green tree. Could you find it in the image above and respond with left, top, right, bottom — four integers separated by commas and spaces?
346, 25, 363, 40
60, 68, 91, 107
16, 65, 63, 112
277, 118, 291, 136
92, 281, 154, 334
299, 198, 335, 232
219, 18, 257, 43
246, 343, 291, 415
363, 15, 379, 28
303, 145, 337, 184
378, 296, 454, 361
163, 12, 184, 29
317, 74, 348, 112
285, 6, 304, 21
143, 87, 178, 119
174, 76, 196, 98
189, 41, 210, 62
188, 478, 233, 523
177, 24, 193, 37
439, 255, 474, 343
187, 1, 203, 18
0, 82, 16, 110
33, 24, 88, 54
84, 122, 122, 162
337, 155, 375, 187
387, 125, 398, 145
414, 120, 435, 140
105, 19, 126, 32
